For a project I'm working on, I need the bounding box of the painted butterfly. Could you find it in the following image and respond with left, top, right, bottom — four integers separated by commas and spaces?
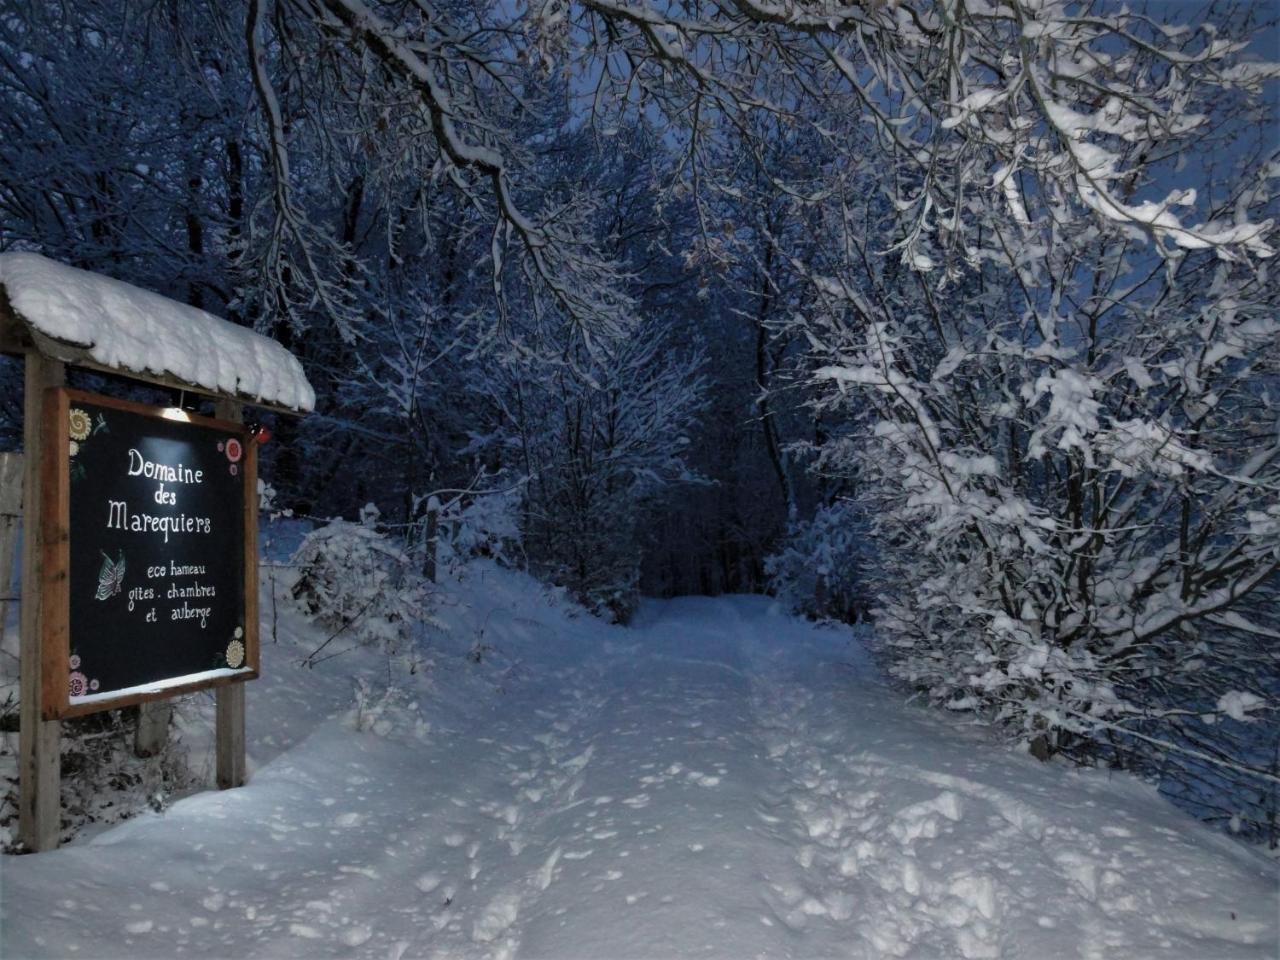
95, 550, 125, 601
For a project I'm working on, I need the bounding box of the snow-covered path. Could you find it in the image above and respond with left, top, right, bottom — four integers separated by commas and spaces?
3, 586, 1276, 959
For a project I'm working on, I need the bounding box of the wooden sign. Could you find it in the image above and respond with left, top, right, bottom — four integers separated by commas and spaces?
40, 388, 259, 719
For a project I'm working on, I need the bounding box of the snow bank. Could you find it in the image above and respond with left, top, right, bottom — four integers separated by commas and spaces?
0, 253, 313, 412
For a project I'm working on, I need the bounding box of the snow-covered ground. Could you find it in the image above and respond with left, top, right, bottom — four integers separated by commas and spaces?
1, 560, 1276, 959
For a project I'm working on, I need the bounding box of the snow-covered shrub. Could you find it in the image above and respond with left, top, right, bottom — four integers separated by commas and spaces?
1, 709, 197, 851
766, 501, 872, 622
345, 679, 430, 741
290, 509, 435, 653
431, 483, 523, 571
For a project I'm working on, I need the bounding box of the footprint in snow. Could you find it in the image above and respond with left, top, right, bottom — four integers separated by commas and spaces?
337, 864, 380, 879
416, 872, 443, 894
561, 746, 595, 773
496, 805, 520, 826
472, 892, 521, 943
535, 848, 562, 890
340, 924, 372, 946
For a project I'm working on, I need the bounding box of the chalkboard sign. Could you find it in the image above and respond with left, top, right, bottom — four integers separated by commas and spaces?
40, 389, 259, 719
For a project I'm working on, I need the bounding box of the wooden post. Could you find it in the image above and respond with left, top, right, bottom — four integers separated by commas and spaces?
133, 701, 170, 758
18, 354, 63, 851
0, 453, 22, 638
214, 398, 246, 789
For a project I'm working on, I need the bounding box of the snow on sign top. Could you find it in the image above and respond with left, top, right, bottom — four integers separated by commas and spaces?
0, 252, 314, 413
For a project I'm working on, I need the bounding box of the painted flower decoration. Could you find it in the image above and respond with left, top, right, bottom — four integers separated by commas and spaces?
225, 438, 243, 463
230, 463, 238, 476
225, 639, 245, 669
69, 440, 79, 457
69, 671, 88, 698
68, 408, 91, 441
89, 679, 99, 691
69, 654, 81, 670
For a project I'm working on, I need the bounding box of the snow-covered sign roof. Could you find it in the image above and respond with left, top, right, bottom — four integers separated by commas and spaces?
0, 252, 314, 413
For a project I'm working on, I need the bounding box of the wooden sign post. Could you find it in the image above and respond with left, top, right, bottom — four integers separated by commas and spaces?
15, 385, 263, 850
1, 253, 312, 852
18, 353, 63, 852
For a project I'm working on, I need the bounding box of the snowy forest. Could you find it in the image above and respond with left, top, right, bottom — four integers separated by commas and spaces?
2, 0, 1279, 916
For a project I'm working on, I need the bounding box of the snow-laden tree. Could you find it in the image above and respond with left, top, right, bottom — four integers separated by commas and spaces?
247, 0, 640, 344
0, 2, 248, 299
779, 2, 1278, 836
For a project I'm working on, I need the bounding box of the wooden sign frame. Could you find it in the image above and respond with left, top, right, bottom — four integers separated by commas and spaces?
39, 387, 259, 720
